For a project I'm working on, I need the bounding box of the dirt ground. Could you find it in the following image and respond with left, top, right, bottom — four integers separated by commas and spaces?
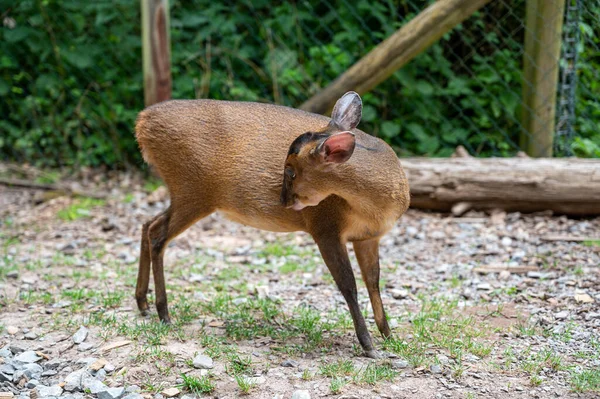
0, 165, 599, 399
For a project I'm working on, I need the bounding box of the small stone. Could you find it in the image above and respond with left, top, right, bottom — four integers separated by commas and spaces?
192, 354, 213, 369
104, 363, 116, 373
41, 370, 58, 377
77, 343, 94, 352
555, 311, 569, 320
26, 379, 40, 389
515, 386, 523, 391
0, 371, 11, 382
126, 386, 141, 393
501, 237, 512, 247
391, 289, 409, 299
232, 297, 248, 305
72, 327, 89, 344
0, 364, 15, 375
291, 390, 311, 399
6, 270, 19, 279
476, 283, 491, 291
437, 355, 450, 364
89, 358, 107, 371
82, 375, 107, 394
6, 326, 18, 335
527, 271, 544, 279
64, 369, 90, 392
392, 360, 409, 369
575, 293, 594, 304
76, 357, 98, 366
255, 285, 270, 299
44, 358, 63, 370
36, 385, 63, 398
429, 364, 442, 374
22, 363, 43, 379
161, 388, 179, 398
96, 369, 107, 381
9, 345, 25, 354
499, 270, 511, 281
123, 395, 144, 399
0, 346, 12, 358
280, 360, 299, 368
14, 351, 42, 364
24, 332, 38, 340
388, 318, 399, 329
98, 387, 126, 399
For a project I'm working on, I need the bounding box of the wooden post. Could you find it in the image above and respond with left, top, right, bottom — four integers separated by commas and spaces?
300, 0, 492, 115
141, 0, 172, 107
520, 0, 566, 157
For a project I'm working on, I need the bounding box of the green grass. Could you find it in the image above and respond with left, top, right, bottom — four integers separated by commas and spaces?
355, 363, 397, 385
383, 297, 493, 368
143, 177, 163, 193
235, 376, 256, 395
329, 377, 347, 394
57, 198, 105, 221
583, 240, 600, 247
319, 360, 355, 377
226, 353, 253, 376
179, 373, 215, 395
570, 368, 600, 392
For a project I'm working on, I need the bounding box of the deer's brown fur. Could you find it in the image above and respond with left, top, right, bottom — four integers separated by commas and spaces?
134, 92, 409, 358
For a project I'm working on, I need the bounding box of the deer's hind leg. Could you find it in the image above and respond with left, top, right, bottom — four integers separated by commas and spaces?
135, 210, 166, 316
135, 198, 214, 323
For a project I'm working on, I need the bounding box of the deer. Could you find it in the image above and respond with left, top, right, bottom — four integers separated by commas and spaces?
134, 91, 410, 358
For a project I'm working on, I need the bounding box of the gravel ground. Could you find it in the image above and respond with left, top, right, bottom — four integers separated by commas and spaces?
0, 165, 599, 399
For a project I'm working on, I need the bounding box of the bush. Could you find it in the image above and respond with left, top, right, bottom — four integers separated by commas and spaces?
0, 0, 598, 167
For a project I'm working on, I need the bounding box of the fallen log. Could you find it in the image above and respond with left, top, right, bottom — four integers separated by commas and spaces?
401, 157, 600, 216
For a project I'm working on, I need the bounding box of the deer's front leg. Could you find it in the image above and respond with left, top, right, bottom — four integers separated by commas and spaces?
314, 234, 379, 358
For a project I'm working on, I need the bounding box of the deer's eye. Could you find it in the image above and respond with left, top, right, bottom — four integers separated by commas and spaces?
285, 167, 296, 180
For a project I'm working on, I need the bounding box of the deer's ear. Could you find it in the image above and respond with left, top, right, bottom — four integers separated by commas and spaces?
316, 131, 356, 164
330, 91, 362, 130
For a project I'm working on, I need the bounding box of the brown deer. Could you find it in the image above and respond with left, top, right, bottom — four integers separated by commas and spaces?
134, 92, 409, 358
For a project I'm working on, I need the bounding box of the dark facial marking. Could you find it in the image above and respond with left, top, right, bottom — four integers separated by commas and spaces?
287, 132, 329, 156
356, 143, 382, 152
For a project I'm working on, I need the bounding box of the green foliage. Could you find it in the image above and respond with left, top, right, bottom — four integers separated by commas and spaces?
1, 0, 598, 166
57, 198, 105, 221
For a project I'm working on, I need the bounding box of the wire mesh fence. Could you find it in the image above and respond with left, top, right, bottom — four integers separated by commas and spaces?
1, 0, 599, 167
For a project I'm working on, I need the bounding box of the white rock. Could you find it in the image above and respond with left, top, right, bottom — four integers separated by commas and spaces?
14, 351, 41, 364
98, 387, 126, 399
291, 390, 311, 399
64, 369, 90, 392
104, 363, 116, 373
72, 326, 89, 344
161, 388, 180, 398
192, 354, 213, 369
391, 289, 409, 299
77, 342, 94, 352
255, 285, 269, 299
36, 385, 64, 398
555, 311, 569, 320
83, 375, 108, 394
6, 326, 18, 335
476, 283, 491, 291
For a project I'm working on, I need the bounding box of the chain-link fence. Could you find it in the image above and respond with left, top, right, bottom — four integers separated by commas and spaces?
1, 0, 599, 167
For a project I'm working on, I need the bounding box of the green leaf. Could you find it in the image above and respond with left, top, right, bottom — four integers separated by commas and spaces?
62, 50, 94, 69
361, 105, 377, 123
3, 27, 35, 43
380, 121, 400, 139
414, 80, 434, 96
